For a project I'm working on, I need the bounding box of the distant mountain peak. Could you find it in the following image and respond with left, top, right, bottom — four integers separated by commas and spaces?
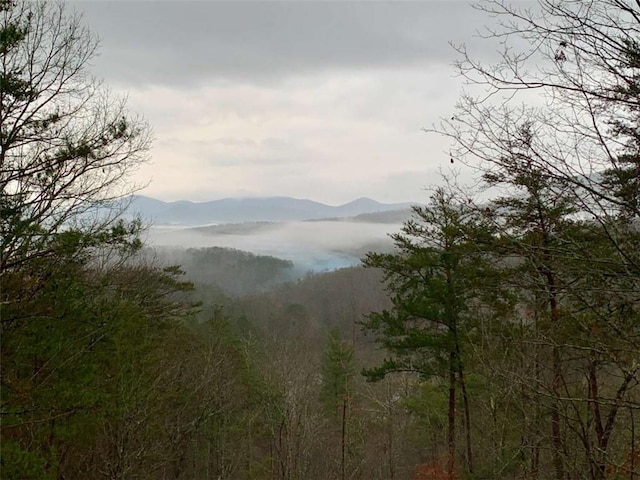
126, 195, 417, 226
340, 197, 382, 206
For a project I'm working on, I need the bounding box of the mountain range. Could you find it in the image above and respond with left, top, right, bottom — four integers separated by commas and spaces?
126, 195, 416, 226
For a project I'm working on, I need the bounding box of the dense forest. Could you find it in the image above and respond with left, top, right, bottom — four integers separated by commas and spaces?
1, 1, 639, 479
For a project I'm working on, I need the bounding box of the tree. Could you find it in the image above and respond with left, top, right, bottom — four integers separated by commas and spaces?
320, 328, 356, 480
0, 0, 151, 279
439, 0, 639, 270
0, 2, 168, 477
465, 128, 640, 479
362, 188, 492, 479
479, 146, 573, 478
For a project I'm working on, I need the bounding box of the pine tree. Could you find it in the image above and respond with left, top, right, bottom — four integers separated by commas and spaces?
362, 188, 492, 478
320, 328, 356, 480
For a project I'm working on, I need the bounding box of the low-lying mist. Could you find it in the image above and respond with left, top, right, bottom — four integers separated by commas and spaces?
143, 220, 403, 273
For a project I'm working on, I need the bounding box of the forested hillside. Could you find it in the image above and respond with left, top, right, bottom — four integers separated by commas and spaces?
2, 1, 639, 480
154, 246, 295, 296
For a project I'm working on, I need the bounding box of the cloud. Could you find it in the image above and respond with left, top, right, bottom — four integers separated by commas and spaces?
67, 1, 511, 204
121, 68, 464, 203
75, 1, 485, 86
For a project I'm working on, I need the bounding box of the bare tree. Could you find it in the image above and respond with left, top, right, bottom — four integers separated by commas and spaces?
436, 1, 640, 272
0, 0, 151, 276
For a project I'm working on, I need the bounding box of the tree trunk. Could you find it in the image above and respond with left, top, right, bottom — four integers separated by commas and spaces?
548, 285, 564, 480
457, 356, 473, 473
341, 397, 347, 480
448, 351, 457, 480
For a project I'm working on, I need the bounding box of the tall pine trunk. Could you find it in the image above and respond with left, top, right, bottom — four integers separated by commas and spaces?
341, 397, 347, 480
546, 267, 564, 480
458, 362, 473, 474
448, 351, 457, 480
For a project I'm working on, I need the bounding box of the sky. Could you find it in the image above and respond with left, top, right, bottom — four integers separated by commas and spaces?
72, 1, 496, 204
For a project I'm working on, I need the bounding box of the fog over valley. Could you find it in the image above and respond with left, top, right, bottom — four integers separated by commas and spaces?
147, 219, 401, 273
136, 196, 410, 273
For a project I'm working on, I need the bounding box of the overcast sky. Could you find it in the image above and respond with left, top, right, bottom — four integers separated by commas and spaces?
72, 1, 495, 204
